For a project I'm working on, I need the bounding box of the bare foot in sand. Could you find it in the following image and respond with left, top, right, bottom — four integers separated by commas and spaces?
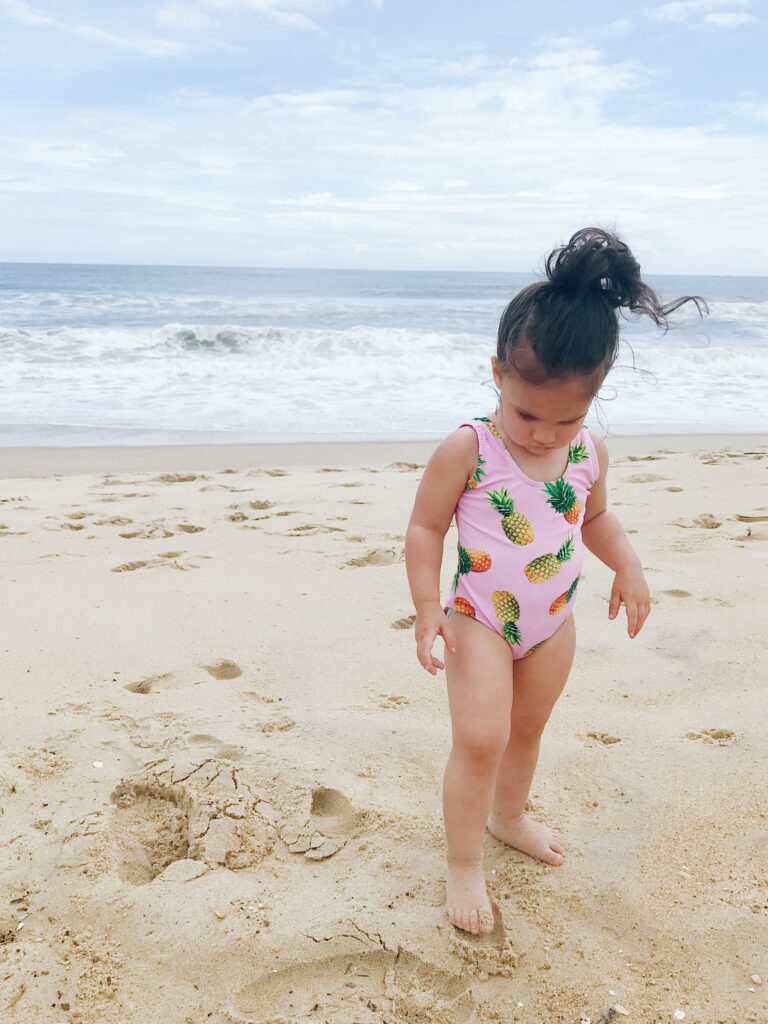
487, 811, 565, 865
445, 859, 495, 935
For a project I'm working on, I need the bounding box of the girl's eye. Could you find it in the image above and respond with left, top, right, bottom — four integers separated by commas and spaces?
517, 412, 535, 422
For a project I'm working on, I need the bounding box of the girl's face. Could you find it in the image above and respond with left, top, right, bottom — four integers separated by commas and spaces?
491, 355, 595, 456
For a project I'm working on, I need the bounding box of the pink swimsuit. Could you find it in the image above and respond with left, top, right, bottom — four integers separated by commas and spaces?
445, 417, 599, 658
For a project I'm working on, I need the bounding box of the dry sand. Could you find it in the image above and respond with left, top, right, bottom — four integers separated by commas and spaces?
0, 435, 767, 1024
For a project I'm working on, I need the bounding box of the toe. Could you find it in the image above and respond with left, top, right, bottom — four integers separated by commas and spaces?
479, 909, 494, 933
551, 839, 565, 854
468, 908, 480, 934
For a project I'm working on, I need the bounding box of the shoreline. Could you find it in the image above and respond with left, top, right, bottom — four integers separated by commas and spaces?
2, 432, 768, 478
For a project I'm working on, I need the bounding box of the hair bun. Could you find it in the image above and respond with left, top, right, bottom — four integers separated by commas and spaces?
545, 227, 642, 310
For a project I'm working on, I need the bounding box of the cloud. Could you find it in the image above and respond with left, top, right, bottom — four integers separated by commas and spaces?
154, 0, 332, 32
703, 10, 754, 24
155, 2, 217, 30
712, 99, 768, 123
607, 18, 634, 35
649, 0, 754, 24
2, 41, 767, 272
0, 0, 189, 56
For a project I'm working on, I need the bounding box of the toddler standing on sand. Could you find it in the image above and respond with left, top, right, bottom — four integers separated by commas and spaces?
405, 228, 704, 935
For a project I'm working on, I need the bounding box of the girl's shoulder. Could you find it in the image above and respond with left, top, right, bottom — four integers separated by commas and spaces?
584, 429, 609, 484
426, 421, 479, 474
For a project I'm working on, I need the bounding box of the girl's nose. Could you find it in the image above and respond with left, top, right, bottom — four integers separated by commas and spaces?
533, 430, 556, 444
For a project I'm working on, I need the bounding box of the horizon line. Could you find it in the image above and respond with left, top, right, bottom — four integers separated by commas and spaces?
1, 259, 765, 281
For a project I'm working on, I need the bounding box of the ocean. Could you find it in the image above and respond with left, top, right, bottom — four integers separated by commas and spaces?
1, 263, 766, 446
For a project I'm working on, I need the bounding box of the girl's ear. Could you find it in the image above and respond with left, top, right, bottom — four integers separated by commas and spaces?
490, 355, 503, 389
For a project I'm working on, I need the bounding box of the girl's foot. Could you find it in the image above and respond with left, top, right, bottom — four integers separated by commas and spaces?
487, 811, 565, 865
445, 860, 495, 935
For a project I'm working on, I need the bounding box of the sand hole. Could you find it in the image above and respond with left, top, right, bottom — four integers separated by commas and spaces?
111, 781, 190, 885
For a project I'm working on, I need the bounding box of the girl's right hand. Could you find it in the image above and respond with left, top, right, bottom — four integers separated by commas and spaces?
415, 602, 457, 675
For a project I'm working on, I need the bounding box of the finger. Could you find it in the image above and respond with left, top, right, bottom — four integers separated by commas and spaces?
441, 624, 457, 654
636, 599, 651, 633
431, 657, 445, 671
417, 647, 434, 673
626, 602, 639, 638
608, 588, 621, 620
417, 629, 436, 665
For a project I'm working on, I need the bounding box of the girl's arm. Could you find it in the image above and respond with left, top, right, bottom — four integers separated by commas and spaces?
582, 435, 651, 639
405, 428, 477, 674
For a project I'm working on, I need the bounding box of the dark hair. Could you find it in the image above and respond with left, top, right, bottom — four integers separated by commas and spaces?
497, 227, 708, 384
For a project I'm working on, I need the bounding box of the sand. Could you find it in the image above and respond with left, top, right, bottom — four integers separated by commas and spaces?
0, 435, 767, 1024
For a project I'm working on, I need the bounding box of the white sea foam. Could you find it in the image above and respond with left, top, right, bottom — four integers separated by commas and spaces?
1, 264, 766, 443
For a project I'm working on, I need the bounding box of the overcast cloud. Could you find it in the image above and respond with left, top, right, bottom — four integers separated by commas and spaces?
0, 0, 765, 272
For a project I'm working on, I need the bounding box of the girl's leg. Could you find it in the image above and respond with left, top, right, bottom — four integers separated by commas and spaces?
443, 612, 514, 935
488, 614, 576, 865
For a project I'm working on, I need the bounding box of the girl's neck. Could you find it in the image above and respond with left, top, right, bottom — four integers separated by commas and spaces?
490, 410, 572, 482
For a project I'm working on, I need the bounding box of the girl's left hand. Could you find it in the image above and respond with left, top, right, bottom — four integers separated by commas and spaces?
609, 564, 651, 638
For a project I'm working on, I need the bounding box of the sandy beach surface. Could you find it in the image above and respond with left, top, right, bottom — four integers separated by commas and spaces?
1, 434, 767, 1024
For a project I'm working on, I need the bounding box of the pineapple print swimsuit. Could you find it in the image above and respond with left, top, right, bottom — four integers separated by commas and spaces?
445, 418, 599, 659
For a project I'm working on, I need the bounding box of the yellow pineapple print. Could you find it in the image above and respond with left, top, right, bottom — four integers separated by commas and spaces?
524, 535, 574, 584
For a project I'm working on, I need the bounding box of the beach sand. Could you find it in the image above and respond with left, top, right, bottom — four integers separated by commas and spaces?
1, 435, 767, 1023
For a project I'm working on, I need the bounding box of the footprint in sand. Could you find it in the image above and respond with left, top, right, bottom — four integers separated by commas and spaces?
231, 948, 476, 1023
249, 500, 274, 510
119, 520, 175, 539
98, 491, 152, 503
317, 467, 343, 473
279, 786, 363, 861
627, 454, 664, 462
675, 514, 722, 531
626, 473, 668, 483
247, 468, 289, 478
666, 486, 684, 493
255, 714, 296, 734
153, 473, 209, 484
199, 483, 254, 493
344, 547, 401, 568
111, 551, 195, 572
686, 728, 736, 746
110, 756, 278, 884
123, 671, 174, 695
663, 589, 692, 598
203, 659, 243, 681
586, 732, 622, 746
177, 523, 205, 533
693, 513, 722, 529
448, 897, 519, 977
386, 461, 424, 471
377, 694, 411, 709
288, 523, 346, 536
391, 615, 416, 630
187, 734, 248, 761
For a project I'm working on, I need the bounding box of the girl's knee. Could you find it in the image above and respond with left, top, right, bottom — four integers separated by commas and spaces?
452, 728, 509, 768
509, 711, 549, 741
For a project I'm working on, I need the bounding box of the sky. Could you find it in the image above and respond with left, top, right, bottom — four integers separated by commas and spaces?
0, 0, 766, 273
